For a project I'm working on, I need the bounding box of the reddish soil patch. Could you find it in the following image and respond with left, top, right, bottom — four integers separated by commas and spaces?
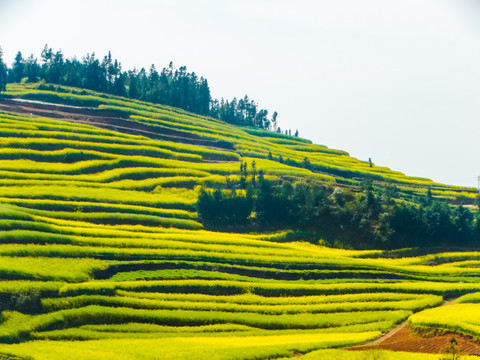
351, 323, 480, 355
350, 300, 480, 355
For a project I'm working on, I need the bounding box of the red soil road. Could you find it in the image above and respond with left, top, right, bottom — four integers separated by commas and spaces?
349, 299, 480, 355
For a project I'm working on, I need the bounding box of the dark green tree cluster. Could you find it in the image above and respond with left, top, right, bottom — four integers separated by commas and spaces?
210, 96, 276, 129
1, 45, 278, 130
197, 169, 480, 249
197, 188, 253, 227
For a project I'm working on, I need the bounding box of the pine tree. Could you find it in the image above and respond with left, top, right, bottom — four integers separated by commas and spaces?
11, 51, 25, 82
0, 47, 7, 92
24, 54, 40, 82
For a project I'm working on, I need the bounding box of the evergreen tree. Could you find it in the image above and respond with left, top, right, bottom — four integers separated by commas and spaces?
24, 54, 40, 82
272, 111, 278, 131
83, 52, 106, 91
453, 204, 473, 245
11, 51, 25, 82
128, 69, 139, 98
112, 73, 127, 96
0, 47, 7, 92
49, 50, 65, 84
424, 201, 455, 246
40, 44, 53, 81
473, 212, 480, 244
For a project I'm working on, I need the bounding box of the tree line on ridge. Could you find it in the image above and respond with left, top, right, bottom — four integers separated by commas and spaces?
0, 45, 291, 132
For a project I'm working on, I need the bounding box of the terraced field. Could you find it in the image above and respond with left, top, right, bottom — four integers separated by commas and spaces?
0, 83, 479, 359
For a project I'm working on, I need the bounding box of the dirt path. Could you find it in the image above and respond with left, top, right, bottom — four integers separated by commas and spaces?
348, 298, 480, 355
352, 299, 457, 349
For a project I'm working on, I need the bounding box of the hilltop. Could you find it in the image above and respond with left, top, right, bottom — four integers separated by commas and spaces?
0, 82, 479, 359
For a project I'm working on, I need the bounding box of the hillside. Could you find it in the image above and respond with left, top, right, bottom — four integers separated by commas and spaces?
0, 83, 479, 359
3, 84, 479, 191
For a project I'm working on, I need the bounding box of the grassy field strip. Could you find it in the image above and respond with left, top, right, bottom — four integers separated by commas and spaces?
0, 220, 274, 247
0, 118, 141, 140
0, 115, 241, 160
2, 166, 212, 182
105, 269, 276, 283
0, 127, 149, 145
0, 175, 255, 190
0, 229, 309, 253
3, 229, 480, 280
0, 280, 65, 293
0, 138, 207, 161
105, 268, 417, 282
0, 208, 276, 240
409, 303, 480, 338
1, 243, 393, 269
0, 305, 407, 337
0, 332, 381, 360
406, 252, 480, 266
0, 213, 202, 229
292, 349, 480, 360
40, 294, 442, 313
457, 292, 480, 303
116, 291, 436, 304
0, 199, 197, 218
0, 256, 109, 282
0, 243, 352, 266
4, 202, 480, 279
0, 156, 224, 176
55, 279, 480, 297
0, 186, 197, 209
72, 320, 395, 335
0, 159, 120, 174
29, 323, 395, 341
5, 239, 479, 280
0, 148, 117, 162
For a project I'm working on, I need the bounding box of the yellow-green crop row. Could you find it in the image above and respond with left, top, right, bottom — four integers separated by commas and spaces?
409, 303, 480, 338
51, 321, 393, 337
41, 293, 442, 314
0, 186, 197, 208
56, 279, 480, 298
0, 257, 109, 282
0, 332, 381, 360
0, 200, 197, 219
0, 137, 205, 161
116, 291, 434, 305
0, 305, 408, 337
296, 349, 480, 360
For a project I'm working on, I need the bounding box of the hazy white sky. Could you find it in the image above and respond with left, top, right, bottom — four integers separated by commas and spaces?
1, 0, 479, 187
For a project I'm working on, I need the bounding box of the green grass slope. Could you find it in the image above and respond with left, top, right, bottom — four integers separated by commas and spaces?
0, 83, 478, 359
3, 83, 478, 199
